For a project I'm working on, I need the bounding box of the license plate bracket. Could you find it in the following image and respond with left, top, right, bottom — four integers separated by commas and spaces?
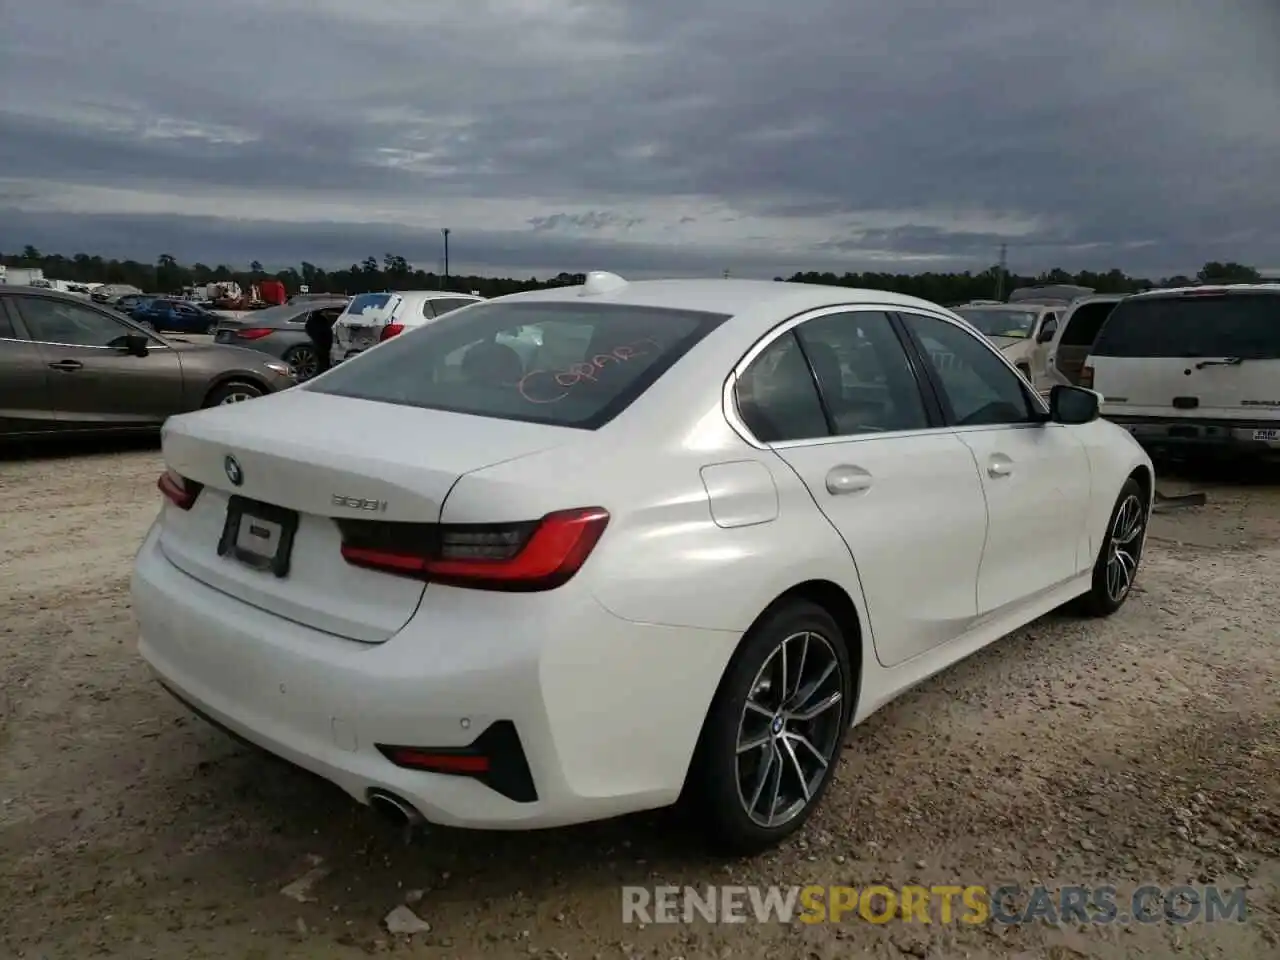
217, 495, 299, 578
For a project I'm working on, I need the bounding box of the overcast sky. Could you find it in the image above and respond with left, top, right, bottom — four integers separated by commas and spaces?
2, 0, 1278, 279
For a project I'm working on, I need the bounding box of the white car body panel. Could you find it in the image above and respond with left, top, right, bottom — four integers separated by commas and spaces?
133, 278, 1153, 831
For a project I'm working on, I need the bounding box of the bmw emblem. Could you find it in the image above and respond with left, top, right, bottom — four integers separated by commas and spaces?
771, 715, 784, 735
224, 455, 244, 486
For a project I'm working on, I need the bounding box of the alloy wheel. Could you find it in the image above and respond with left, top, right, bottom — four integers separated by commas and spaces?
289, 346, 318, 381
218, 389, 258, 405
1105, 494, 1145, 602
735, 631, 844, 828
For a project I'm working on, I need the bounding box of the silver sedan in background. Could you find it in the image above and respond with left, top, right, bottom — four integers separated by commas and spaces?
213, 298, 349, 380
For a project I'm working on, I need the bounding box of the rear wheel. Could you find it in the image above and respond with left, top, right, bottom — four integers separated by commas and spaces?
688, 600, 851, 855
204, 381, 264, 407
1074, 477, 1147, 617
284, 344, 319, 381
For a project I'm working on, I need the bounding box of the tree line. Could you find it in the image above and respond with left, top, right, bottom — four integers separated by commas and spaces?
1, 245, 1265, 305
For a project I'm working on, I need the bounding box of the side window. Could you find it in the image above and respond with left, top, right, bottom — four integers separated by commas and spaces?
1039, 312, 1058, 341
314, 307, 344, 325
0, 301, 17, 339
902, 313, 1037, 426
735, 332, 829, 443
13, 297, 132, 348
428, 298, 478, 318
794, 311, 930, 434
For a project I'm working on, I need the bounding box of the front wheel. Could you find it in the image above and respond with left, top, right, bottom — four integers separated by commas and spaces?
687, 600, 851, 855
1074, 477, 1147, 617
204, 380, 264, 407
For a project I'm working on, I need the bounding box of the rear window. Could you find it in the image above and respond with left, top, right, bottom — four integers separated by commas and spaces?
308, 301, 728, 429
342, 293, 399, 324
426, 297, 479, 318
1091, 293, 1280, 359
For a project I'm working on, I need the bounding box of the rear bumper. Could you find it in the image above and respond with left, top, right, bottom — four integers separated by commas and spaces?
1103, 414, 1280, 459
131, 523, 739, 829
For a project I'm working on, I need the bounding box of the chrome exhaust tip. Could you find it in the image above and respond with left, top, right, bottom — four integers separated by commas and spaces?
368, 789, 426, 830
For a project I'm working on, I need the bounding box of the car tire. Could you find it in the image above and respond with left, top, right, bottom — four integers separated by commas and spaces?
1073, 477, 1147, 617
284, 345, 319, 381
687, 599, 852, 856
204, 380, 265, 407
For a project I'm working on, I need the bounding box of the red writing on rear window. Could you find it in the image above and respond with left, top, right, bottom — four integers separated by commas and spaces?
517, 339, 662, 404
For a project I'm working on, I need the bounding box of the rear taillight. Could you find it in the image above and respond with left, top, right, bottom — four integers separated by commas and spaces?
378, 323, 405, 342
157, 469, 202, 510
233, 327, 274, 340
1079, 365, 1094, 389
339, 507, 609, 591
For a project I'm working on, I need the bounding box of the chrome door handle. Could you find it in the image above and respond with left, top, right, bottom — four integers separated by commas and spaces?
826, 465, 873, 495
987, 455, 1013, 478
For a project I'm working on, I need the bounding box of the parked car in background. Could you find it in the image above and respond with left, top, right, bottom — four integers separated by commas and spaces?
91, 283, 143, 304
131, 298, 221, 334
952, 302, 1062, 386
329, 291, 484, 365
133, 272, 1152, 854
1083, 283, 1280, 462
0, 286, 295, 439
114, 293, 155, 314
213, 299, 349, 380
287, 292, 345, 306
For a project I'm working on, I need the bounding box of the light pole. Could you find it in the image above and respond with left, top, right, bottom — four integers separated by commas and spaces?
441, 228, 451, 290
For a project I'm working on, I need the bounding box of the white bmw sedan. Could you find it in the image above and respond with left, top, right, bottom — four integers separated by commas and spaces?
132, 272, 1153, 854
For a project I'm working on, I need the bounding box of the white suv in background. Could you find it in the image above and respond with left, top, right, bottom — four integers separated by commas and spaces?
330, 291, 484, 365
1083, 283, 1280, 461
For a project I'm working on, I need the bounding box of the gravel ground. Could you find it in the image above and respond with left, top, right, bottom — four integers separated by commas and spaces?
1, 441, 1277, 959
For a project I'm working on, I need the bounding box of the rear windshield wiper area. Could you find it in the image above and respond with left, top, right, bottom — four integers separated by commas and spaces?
1193, 357, 1246, 369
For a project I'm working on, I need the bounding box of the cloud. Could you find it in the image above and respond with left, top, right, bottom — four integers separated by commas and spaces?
1, 0, 1278, 279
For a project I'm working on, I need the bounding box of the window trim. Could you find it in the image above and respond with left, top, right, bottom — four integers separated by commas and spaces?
892, 309, 1050, 433
723, 303, 964, 450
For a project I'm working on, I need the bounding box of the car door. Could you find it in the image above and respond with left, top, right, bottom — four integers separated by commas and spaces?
734, 307, 989, 667
898, 311, 1092, 616
9, 294, 185, 430
0, 297, 59, 436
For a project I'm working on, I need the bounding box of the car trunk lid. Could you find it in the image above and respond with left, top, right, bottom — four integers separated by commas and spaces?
156, 389, 577, 642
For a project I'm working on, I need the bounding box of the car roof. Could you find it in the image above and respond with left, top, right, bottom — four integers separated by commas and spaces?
1128, 282, 1280, 300
0, 284, 97, 301
954, 302, 1041, 311
350, 290, 483, 301
494, 277, 959, 341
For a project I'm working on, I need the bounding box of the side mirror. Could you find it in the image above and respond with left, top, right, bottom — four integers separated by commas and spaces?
121, 334, 150, 357
1048, 384, 1098, 424
1036, 319, 1058, 344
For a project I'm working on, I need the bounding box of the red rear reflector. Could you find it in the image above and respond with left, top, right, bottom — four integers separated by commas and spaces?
234, 327, 274, 340
340, 507, 610, 591
379, 323, 405, 342
157, 469, 199, 509
383, 748, 490, 774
